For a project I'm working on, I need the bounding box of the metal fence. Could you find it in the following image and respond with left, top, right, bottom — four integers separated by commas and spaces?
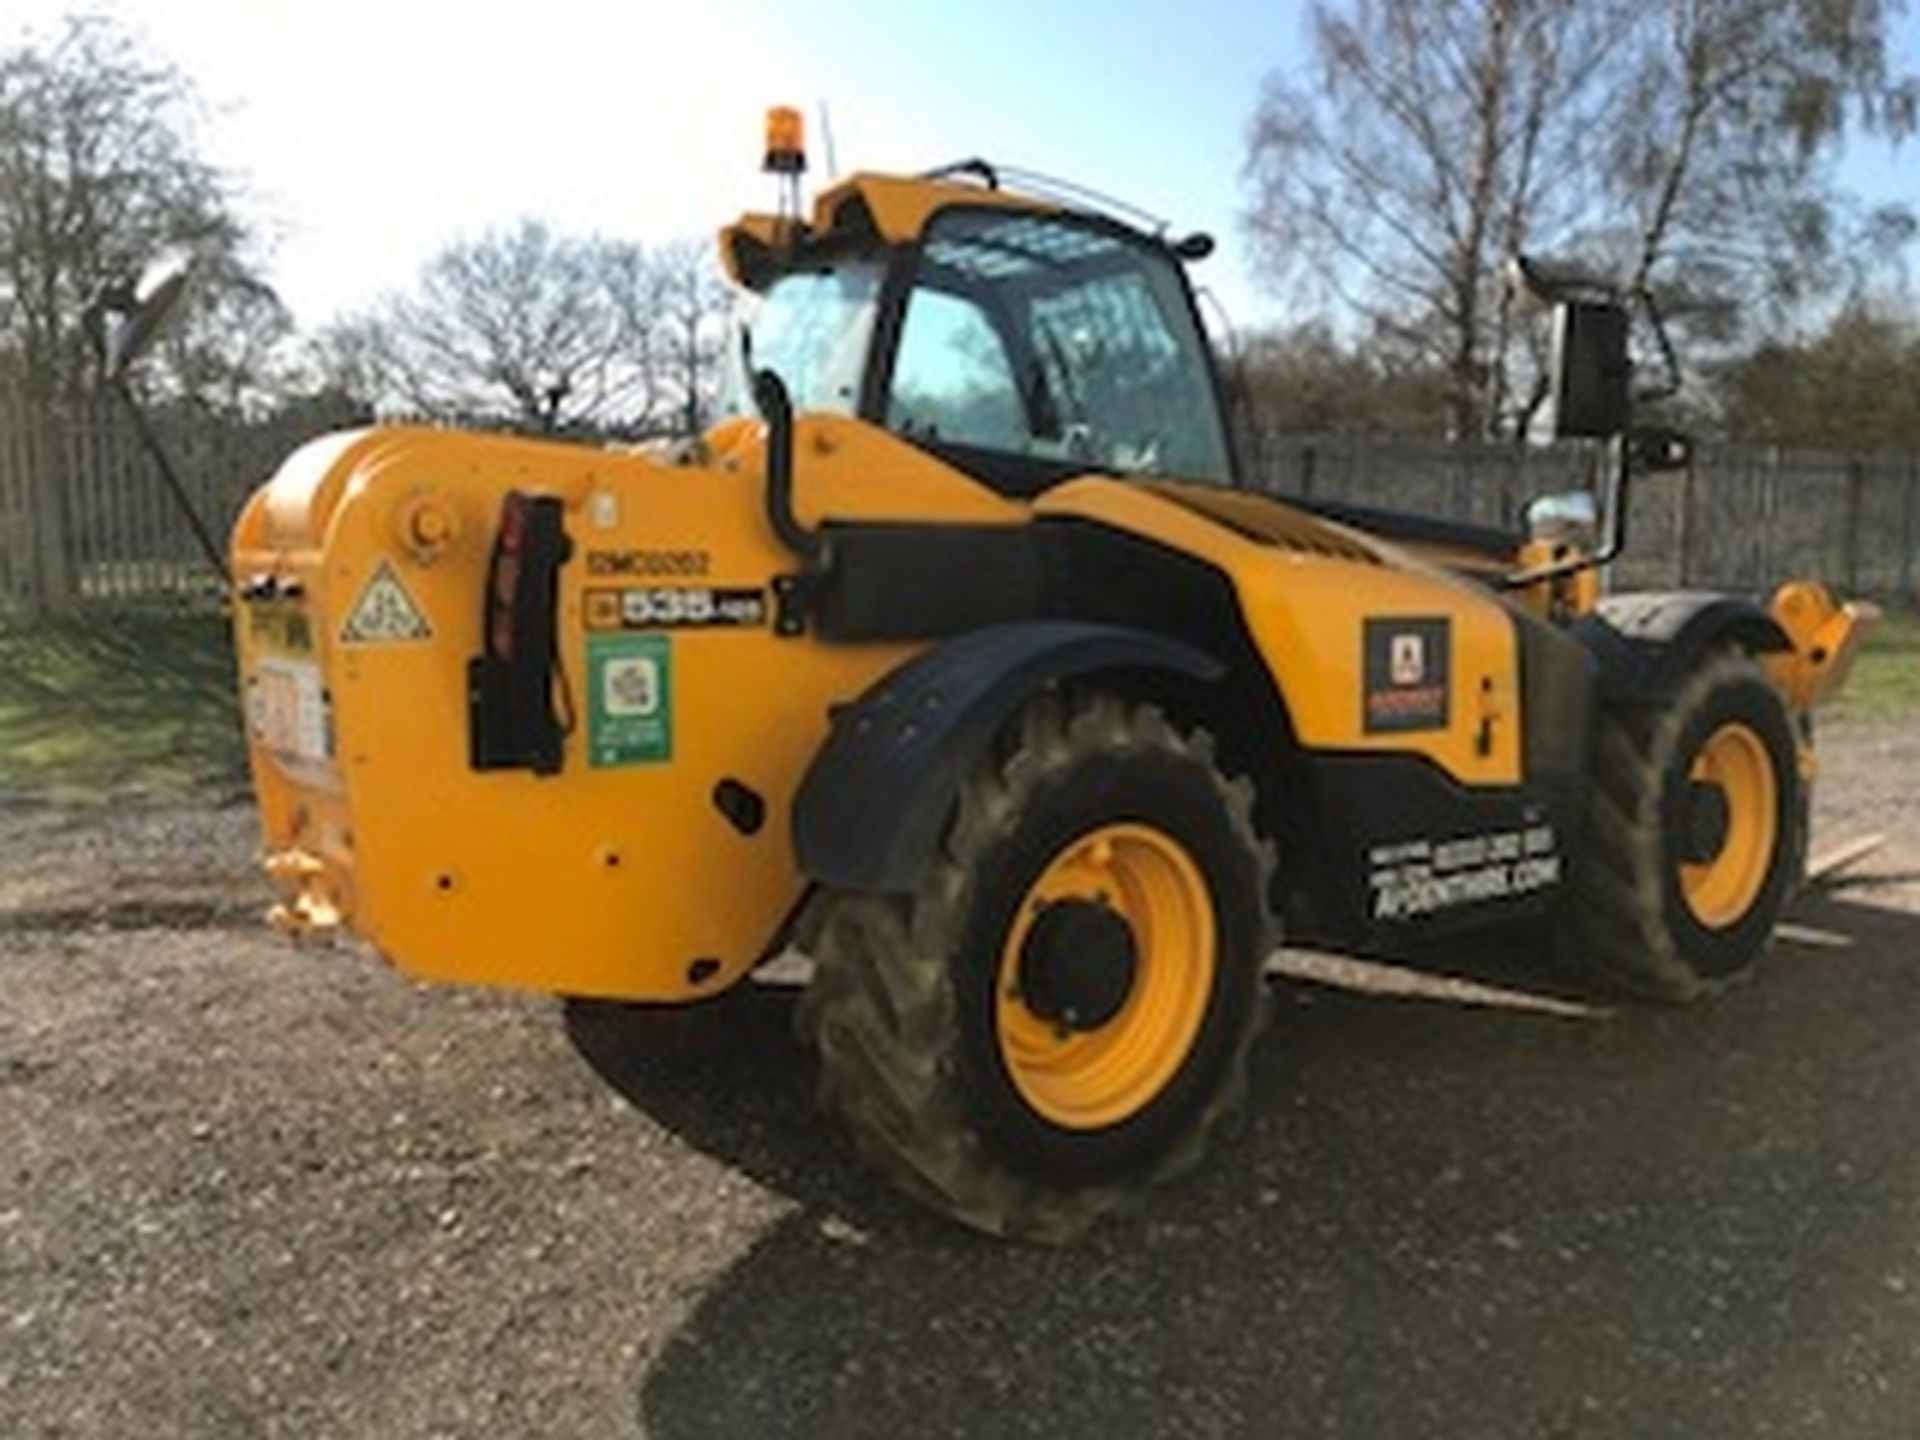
1244, 430, 1920, 596
0, 387, 363, 612
4, 384, 1918, 614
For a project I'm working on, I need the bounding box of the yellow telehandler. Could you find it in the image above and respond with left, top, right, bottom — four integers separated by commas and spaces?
99, 114, 1872, 1239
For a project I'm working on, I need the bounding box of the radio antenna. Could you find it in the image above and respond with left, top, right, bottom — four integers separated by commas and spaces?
817, 100, 840, 179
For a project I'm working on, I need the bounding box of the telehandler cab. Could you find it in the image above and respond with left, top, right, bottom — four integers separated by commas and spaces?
107, 116, 1870, 1240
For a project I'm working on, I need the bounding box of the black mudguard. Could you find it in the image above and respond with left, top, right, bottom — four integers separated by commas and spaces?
793, 621, 1224, 894
1571, 591, 1790, 703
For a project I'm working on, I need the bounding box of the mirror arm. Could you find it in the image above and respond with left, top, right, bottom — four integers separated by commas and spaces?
80, 262, 227, 592
108, 374, 231, 591
1498, 434, 1629, 590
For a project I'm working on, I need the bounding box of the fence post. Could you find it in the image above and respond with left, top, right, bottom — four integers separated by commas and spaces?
1, 389, 30, 607
1844, 459, 1865, 596
24, 399, 75, 615
1902, 456, 1918, 601
1300, 443, 1317, 500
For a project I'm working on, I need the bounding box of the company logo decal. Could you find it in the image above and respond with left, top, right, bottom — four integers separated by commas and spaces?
1364, 617, 1450, 733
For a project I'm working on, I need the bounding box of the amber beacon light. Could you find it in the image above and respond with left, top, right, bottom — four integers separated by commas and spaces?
763, 105, 806, 174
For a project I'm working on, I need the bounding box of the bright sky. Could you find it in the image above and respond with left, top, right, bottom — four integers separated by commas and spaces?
5, 0, 1298, 331
8, 0, 1917, 333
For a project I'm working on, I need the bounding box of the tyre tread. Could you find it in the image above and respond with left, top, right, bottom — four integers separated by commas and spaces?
796, 692, 1275, 1242
1560, 647, 1795, 1004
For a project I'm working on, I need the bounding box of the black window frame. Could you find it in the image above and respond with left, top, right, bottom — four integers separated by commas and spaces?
858, 204, 1244, 497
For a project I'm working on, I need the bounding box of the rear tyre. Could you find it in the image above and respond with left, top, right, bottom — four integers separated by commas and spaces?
1561, 648, 1803, 1003
795, 693, 1275, 1242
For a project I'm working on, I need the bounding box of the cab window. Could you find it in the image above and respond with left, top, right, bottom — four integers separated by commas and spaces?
719, 259, 884, 420
884, 209, 1231, 486
887, 289, 1027, 451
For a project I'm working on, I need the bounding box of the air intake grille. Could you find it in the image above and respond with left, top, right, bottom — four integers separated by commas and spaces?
1143, 482, 1381, 563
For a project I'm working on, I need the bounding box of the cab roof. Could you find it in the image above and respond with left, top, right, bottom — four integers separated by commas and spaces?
719, 169, 1063, 289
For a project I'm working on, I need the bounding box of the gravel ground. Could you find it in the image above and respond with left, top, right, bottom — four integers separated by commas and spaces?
2, 715, 1917, 1439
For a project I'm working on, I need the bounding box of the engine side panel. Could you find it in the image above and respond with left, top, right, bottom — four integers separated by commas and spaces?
793, 479, 1570, 947
1034, 478, 1525, 788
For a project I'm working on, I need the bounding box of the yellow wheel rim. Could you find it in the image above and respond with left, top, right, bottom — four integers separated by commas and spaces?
1679, 722, 1779, 929
995, 823, 1216, 1130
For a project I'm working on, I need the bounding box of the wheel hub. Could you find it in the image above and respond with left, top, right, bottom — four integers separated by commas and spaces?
994, 822, 1218, 1130
1017, 898, 1139, 1032
1682, 779, 1731, 863
1678, 720, 1780, 930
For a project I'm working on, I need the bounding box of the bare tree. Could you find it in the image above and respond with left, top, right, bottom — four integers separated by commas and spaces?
1246, 0, 1623, 436
317, 224, 729, 435
0, 16, 287, 410
1607, 0, 1917, 318
598, 239, 668, 433
1237, 321, 1455, 447
373, 220, 638, 429
1244, 0, 1916, 439
153, 253, 294, 415
648, 238, 729, 436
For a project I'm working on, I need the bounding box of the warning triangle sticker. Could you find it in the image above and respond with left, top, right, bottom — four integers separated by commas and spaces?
340, 562, 432, 644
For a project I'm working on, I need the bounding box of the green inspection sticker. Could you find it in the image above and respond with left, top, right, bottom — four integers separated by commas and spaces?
587, 633, 671, 766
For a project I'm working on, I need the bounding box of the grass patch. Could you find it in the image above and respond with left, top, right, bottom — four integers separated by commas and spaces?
1829, 605, 1920, 723
0, 609, 245, 803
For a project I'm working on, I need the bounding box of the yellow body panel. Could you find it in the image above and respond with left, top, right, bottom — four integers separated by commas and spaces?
1767, 579, 1878, 712
1509, 538, 1602, 620
233, 419, 1023, 1002
1036, 479, 1524, 785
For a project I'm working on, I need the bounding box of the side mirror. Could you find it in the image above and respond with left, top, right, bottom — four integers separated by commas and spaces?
94, 252, 197, 381
1629, 425, 1693, 473
1524, 489, 1600, 549
1549, 299, 1630, 439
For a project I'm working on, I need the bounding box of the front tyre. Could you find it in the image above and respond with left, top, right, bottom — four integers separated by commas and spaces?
1562, 648, 1803, 1003
795, 693, 1275, 1242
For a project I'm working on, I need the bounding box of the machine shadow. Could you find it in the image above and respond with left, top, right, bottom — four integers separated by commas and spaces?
566, 887, 1920, 1439
563, 985, 913, 1223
